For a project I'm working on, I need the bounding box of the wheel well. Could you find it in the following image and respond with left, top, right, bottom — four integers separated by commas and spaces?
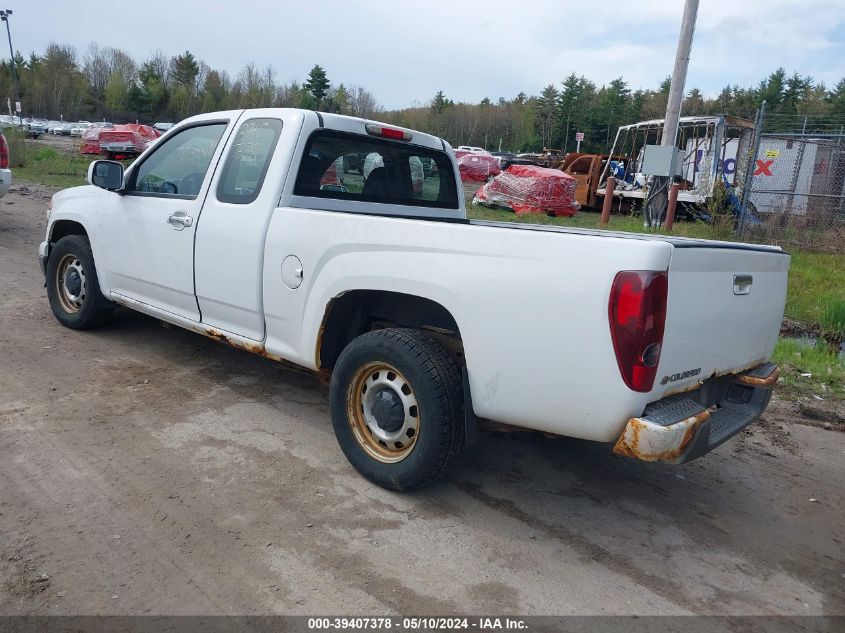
50, 220, 88, 243
318, 290, 463, 370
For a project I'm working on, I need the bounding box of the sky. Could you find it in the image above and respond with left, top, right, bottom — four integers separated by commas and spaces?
13, 0, 845, 109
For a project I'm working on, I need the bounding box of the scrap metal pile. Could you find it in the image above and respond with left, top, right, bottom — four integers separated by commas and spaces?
473, 164, 580, 217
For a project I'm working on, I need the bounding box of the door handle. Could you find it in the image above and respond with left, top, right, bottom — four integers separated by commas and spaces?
167, 210, 193, 230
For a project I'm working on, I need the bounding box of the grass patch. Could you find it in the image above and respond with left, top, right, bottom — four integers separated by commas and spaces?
820, 298, 845, 340
784, 252, 845, 332
15, 150, 94, 189
773, 338, 845, 399
6, 128, 27, 168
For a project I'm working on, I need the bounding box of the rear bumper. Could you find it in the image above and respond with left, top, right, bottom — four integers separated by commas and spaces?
613, 362, 778, 464
101, 143, 140, 153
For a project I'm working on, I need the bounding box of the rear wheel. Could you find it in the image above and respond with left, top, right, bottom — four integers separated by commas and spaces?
329, 328, 464, 491
46, 235, 112, 330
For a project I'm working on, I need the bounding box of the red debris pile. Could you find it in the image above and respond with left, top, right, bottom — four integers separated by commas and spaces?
473, 164, 580, 217
456, 151, 500, 182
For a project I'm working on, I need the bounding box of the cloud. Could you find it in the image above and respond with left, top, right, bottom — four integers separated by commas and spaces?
13, 0, 845, 108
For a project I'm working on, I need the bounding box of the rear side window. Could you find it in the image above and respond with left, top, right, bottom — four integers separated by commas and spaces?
293, 130, 458, 209
217, 118, 283, 204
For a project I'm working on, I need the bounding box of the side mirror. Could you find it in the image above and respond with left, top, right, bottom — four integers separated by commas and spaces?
88, 160, 124, 191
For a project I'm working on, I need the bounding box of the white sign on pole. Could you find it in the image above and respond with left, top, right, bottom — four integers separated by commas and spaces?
15, 101, 21, 113
575, 131, 584, 152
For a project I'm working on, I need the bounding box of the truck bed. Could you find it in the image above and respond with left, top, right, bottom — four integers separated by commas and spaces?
468, 218, 786, 254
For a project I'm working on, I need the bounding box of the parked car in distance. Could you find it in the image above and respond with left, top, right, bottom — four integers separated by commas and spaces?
39, 108, 789, 491
153, 122, 174, 133
490, 151, 513, 165
517, 148, 564, 168
98, 124, 160, 160
490, 151, 536, 171
57, 122, 73, 136
70, 122, 93, 137
25, 120, 46, 139
455, 145, 488, 154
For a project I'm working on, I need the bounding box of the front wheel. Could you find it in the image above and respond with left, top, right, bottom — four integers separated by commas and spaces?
46, 235, 112, 330
329, 328, 465, 491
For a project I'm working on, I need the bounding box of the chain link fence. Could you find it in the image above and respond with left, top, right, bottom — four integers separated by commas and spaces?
744, 113, 845, 252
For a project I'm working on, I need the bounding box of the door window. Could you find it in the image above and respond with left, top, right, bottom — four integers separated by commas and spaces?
129, 123, 227, 199
217, 118, 283, 204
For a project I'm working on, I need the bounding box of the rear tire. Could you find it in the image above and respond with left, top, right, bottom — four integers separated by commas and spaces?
329, 328, 464, 491
46, 235, 112, 330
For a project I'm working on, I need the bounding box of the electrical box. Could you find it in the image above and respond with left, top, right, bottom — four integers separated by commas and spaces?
641, 145, 683, 178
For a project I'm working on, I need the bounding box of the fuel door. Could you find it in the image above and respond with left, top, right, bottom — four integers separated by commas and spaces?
281, 255, 303, 289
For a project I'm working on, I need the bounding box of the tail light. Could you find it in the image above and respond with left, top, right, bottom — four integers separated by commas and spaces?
608, 271, 668, 392
0, 134, 8, 169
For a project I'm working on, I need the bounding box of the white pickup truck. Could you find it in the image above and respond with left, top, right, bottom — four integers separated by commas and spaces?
39, 109, 789, 490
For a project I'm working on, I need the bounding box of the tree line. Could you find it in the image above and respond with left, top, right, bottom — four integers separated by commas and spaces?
0, 43, 381, 124
386, 71, 845, 154
3, 42, 844, 154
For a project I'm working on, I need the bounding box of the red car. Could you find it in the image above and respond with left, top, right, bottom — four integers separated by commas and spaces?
80, 127, 104, 155
98, 124, 160, 159
80, 124, 160, 159
456, 152, 500, 182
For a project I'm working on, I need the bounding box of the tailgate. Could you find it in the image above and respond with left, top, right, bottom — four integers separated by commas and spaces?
652, 245, 790, 400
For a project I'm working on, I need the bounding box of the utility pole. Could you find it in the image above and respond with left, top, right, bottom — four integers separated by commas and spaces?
644, 0, 700, 226
661, 0, 699, 147
0, 10, 21, 127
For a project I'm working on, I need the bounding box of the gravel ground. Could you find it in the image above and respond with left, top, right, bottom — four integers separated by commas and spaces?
0, 185, 843, 617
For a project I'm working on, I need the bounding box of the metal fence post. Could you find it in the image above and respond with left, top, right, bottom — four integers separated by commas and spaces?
737, 101, 766, 237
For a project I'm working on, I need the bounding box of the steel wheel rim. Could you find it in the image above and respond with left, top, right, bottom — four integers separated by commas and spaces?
55, 253, 87, 314
347, 361, 420, 463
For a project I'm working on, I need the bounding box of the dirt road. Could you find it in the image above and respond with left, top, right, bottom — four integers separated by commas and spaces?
1, 186, 843, 617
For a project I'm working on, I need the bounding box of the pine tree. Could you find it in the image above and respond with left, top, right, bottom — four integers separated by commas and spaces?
304, 64, 330, 109
829, 78, 845, 117
171, 51, 199, 87
536, 84, 559, 148
431, 90, 451, 114
756, 67, 786, 110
